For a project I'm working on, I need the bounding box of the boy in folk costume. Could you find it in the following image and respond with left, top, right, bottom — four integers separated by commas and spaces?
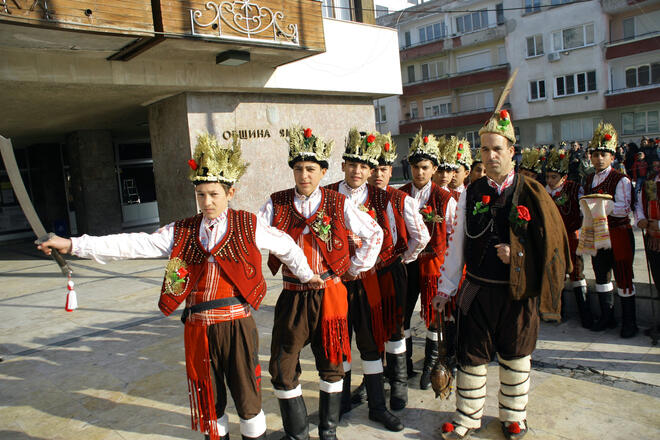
468, 149, 486, 184
543, 148, 591, 327
400, 129, 457, 390
37, 133, 324, 440
431, 135, 456, 191
582, 123, 637, 338
635, 157, 660, 296
449, 139, 473, 200
432, 103, 571, 439
259, 127, 383, 440
363, 132, 430, 410
518, 147, 545, 181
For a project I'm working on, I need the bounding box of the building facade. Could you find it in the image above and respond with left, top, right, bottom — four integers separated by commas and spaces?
0, 0, 402, 241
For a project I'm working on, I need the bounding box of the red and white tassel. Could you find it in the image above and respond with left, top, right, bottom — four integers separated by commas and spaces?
65, 277, 77, 312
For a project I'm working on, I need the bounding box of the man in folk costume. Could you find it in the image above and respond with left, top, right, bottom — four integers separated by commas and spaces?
518, 147, 545, 181
400, 129, 457, 390
353, 132, 431, 412
543, 148, 591, 327
322, 128, 403, 431
37, 133, 324, 440
581, 122, 637, 338
259, 126, 383, 440
449, 139, 473, 200
635, 157, 660, 297
432, 100, 571, 439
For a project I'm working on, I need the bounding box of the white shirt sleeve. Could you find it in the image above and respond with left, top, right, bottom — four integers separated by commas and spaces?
254, 216, 314, 283
612, 176, 633, 217
437, 190, 467, 298
344, 201, 384, 276
401, 195, 430, 264
71, 223, 175, 264
634, 191, 646, 225
258, 198, 275, 225
444, 196, 458, 238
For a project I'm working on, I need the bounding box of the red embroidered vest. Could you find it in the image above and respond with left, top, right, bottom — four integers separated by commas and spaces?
553, 180, 582, 233
400, 182, 450, 258
158, 211, 267, 316
585, 169, 630, 228
267, 187, 351, 277
387, 185, 409, 260
326, 181, 395, 263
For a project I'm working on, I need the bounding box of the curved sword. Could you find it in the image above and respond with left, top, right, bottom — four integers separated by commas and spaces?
0, 135, 72, 275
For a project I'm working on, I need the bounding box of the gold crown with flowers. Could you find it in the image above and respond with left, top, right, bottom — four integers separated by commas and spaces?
188, 132, 248, 186
452, 137, 472, 169
376, 132, 397, 165
520, 147, 545, 173
588, 122, 617, 154
287, 126, 334, 168
343, 128, 381, 167
544, 148, 570, 174
437, 136, 459, 170
408, 128, 441, 166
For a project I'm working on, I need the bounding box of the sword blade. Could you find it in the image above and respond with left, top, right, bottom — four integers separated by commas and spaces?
0, 135, 72, 275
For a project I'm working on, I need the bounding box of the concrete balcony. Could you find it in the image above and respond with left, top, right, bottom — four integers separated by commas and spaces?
605, 83, 660, 108
601, 0, 657, 14
605, 32, 660, 60
399, 106, 495, 134
402, 64, 509, 97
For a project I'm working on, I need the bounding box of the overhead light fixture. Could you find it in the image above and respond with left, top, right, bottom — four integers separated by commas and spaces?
216, 50, 250, 66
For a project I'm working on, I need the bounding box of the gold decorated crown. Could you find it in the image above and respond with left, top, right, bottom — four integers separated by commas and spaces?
287, 126, 334, 168
479, 109, 516, 144
188, 132, 248, 186
408, 128, 441, 166
448, 137, 472, 169
520, 147, 545, 173
544, 148, 570, 174
588, 122, 617, 154
472, 148, 482, 163
376, 132, 397, 165
343, 128, 380, 167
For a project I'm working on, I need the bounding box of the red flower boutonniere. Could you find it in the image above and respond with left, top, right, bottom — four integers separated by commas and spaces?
188, 159, 198, 170
472, 194, 491, 215
358, 204, 377, 220
165, 258, 189, 296
304, 128, 313, 138
420, 205, 443, 223
554, 193, 568, 206
311, 210, 332, 242
510, 204, 531, 228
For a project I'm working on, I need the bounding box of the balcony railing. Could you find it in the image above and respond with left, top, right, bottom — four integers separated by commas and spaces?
607, 30, 660, 46
404, 63, 509, 87
605, 83, 660, 96
400, 23, 502, 51
400, 106, 495, 125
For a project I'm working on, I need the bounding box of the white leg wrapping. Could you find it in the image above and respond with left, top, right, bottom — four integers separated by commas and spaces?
454, 364, 488, 432
215, 413, 229, 437
498, 355, 531, 423
240, 410, 266, 438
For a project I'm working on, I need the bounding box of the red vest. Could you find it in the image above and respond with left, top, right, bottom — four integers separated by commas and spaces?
400, 182, 450, 258
158, 211, 267, 316
585, 169, 630, 228
267, 187, 351, 277
326, 181, 395, 264
553, 180, 582, 233
387, 185, 409, 260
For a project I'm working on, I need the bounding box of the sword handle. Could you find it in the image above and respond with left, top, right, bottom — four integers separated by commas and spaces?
35, 233, 73, 276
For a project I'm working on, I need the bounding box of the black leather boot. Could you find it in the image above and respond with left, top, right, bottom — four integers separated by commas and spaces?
242, 434, 266, 440
364, 373, 404, 431
350, 379, 367, 405
278, 396, 309, 440
620, 296, 639, 338
419, 337, 439, 390
405, 336, 417, 378
386, 351, 408, 410
204, 434, 229, 440
573, 285, 593, 329
319, 390, 341, 440
340, 370, 353, 417
591, 291, 616, 331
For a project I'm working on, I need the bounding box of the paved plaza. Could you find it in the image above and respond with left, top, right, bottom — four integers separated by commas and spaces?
1, 231, 659, 440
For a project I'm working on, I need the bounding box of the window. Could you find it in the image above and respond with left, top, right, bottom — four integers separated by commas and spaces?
529, 80, 546, 100
552, 23, 594, 51
555, 71, 596, 97
375, 105, 387, 123
498, 46, 507, 64
526, 34, 544, 57
465, 130, 480, 148
456, 50, 490, 72
536, 122, 553, 144
410, 102, 419, 119
418, 21, 447, 43
622, 110, 659, 135
623, 17, 635, 40
421, 60, 445, 80
496, 3, 504, 25
561, 118, 599, 140
423, 98, 452, 117
407, 65, 415, 83
458, 90, 494, 112
551, 0, 573, 5
625, 64, 660, 88
456, 10, 489, 34
322, 0, 352, 20
525, 0, 541, 14
404, 31, 411, 47
375, 5, 389, 18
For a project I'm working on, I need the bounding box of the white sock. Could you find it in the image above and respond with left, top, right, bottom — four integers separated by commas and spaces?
498, 354, 531, 424
454, 364, 487, 431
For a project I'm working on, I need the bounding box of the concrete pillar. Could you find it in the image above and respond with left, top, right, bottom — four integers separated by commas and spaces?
148, 94, 197, 226
66, 130, 122, 235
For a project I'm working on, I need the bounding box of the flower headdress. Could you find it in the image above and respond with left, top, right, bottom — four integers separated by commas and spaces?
478, 68, 518, 144
376, 132, 397, 165
188, 132, 248, 186
449, 137, 472, 170
545, 148, 570, 175
287, 126, 334, 169
343, 128, 381, 167
588, 122, 617, 154
408, 128, 441, 166
520, 147, 545, 173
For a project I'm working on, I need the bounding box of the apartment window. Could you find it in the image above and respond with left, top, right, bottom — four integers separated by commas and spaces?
410, 102, 419, 119
622, 110, 659, 135
322, 0, 352, 20
421, 61, 445, 80
375, 5, 389, 18
418, 22, 446, 43
407, 65, 416, 83
551, 0, 573, 5
404, 31, 411, 47
625, 63, 660, 88
555, 71, 596, 97
552, 23, 594, 51
465, 131, 480, 148
423, 98, 452, 117
458, 90, 494, 112
529, 80, 546, 100
496, 3, 504, 25
561, 118, 599, 140
623, 17, 635, 40
526, 34, 544, 57
456, 10, 489, 34
456, 50, 490, 73
375, 105, 387, 123
525, 0, 541, 14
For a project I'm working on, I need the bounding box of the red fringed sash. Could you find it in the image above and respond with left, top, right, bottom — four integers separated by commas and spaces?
361, 271, 386, 354
321, 279, 351, 365
184, 323, 219, 440
419, 254, 443, 327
